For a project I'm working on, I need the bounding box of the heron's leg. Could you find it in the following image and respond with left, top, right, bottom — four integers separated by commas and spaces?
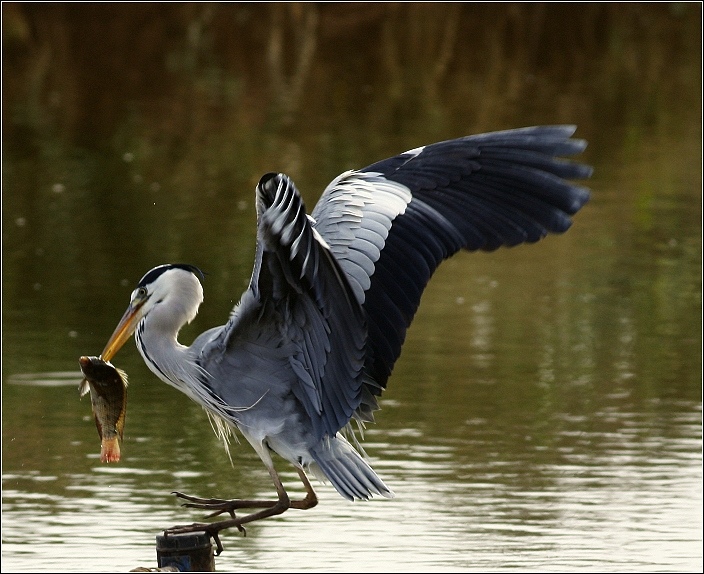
164, 464, 294, 553
173, 465, 317, 516
164, 466, 320, 554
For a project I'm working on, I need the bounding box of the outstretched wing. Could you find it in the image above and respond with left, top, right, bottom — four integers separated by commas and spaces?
310, 125, 592, 421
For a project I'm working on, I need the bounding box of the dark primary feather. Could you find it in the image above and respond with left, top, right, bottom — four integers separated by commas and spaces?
312, 125, 592, 424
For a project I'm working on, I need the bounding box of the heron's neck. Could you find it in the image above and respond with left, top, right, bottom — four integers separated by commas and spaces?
135, 313, 202, 398
135, 310, 236, 433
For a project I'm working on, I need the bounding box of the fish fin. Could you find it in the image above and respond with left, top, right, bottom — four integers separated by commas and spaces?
78, 378, 90, 397
115, 368, 129, 387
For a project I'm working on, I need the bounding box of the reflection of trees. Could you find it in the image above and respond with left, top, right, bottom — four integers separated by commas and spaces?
4, 3, 700, 143
267, 3, 319, 122
379, 3, 461, 106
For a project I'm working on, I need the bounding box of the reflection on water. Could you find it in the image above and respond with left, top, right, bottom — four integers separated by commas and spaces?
2, 3, 702, 573
6, 371, 80, 387
2, 405, 700, 572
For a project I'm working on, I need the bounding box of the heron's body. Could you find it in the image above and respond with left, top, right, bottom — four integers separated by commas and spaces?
100, 125, 592, 540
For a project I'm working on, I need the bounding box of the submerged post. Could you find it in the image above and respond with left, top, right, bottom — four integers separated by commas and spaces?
155, 532, 215, 572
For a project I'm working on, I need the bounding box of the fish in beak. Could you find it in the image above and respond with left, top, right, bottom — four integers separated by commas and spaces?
77, 289, 147, 462
79, 356, 129, 463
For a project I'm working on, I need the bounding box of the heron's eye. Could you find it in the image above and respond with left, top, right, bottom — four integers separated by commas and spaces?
136, 287, 148, 298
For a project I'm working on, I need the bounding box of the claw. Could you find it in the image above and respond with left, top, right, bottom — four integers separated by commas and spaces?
210, 531, 224, 556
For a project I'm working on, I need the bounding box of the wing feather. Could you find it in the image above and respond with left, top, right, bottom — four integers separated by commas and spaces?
311, 125, 592, 419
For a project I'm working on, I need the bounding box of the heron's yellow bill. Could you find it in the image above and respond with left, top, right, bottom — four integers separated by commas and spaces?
101, 302, 142, 361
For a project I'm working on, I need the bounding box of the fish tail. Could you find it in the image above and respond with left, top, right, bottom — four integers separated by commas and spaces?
100, 437, 121, 463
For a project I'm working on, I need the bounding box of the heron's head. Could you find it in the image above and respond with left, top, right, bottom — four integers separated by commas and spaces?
101, 264, 205, 361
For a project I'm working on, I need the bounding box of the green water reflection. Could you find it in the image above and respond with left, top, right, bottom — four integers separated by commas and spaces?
2, 4, 701, 572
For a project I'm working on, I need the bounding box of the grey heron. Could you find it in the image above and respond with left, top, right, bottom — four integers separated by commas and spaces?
99, 125, 592, 548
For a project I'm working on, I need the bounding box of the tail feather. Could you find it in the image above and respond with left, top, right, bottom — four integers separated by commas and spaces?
310, 434, 394, 501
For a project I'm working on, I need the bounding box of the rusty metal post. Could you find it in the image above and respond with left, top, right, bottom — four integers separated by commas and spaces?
155, 532, 215, 572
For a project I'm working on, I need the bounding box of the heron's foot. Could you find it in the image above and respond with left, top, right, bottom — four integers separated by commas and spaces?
164, 519, 247, 556
172, 491, 255, 519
